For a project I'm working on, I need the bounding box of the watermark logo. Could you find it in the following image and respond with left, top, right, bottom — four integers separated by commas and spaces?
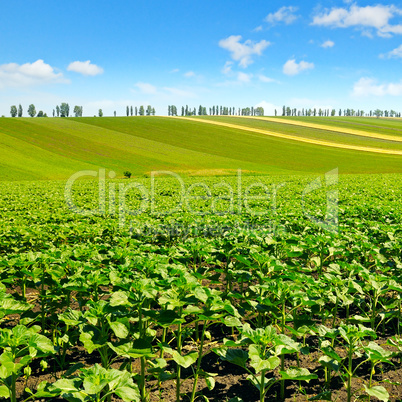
302, 168, 339, 234
64, 168, 339, 235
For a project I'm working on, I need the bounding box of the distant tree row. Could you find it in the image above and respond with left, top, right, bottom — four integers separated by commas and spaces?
126, 105, 155, 116
10, 103, 157, 118
9, 103, 401, 119
279, 106, 402, 118
167, 105, 264, 117
10, 104, 47, 118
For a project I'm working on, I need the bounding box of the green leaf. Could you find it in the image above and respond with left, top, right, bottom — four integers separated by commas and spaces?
50, 378, 82, 393
28, 333, 55, 356
0, 385, 9, 398
108, 339, 155, 359
275, 334, 301, 355
81, 364, 110, 394
214, 348, 248, 368
172, 351, 198, 368
114, 385, 141, 402
319, 356, 340, 372
58, 309, 83, 326
0, 351, 31, 375
155, 310, 183, 327
223, 316, 242, 327
109, 291, 130, 307
109, 321, 129, 339
25, 381, 60, 398
364, 342, 393, 364
280, 367, 318, 382
206, 376, 215, 390
363, 385, 389, 402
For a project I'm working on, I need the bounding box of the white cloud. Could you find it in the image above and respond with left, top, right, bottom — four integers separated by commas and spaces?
254, 101, 282, 116
135, 82, 158, 95
0, 59, 67, 89
253, 25, 263, 32
184, 71, 196, 78
321, 40, 335, 48
237, 72, 252, 83
352, 77, 402, 96
283, 59, 314, 75
380, 44, 402, 58
163, 87, 197, 98
170, 68, 180, 73
219, 35, 271, 68
132, 82, 197, 99
222, 61, 233, 75
258, 74, 277, 83
265, 6, 299, 25
67, 60, 104, 76
312, 4, 402, 37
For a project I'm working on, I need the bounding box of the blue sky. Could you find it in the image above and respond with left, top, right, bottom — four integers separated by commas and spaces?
1, 0, 402, 116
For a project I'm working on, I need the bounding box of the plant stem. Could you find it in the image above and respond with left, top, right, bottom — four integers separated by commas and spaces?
280, 354, 285, 401
347, 344, 353, 402
11, 373, 17, 402
176, 307, 183, 402
140, 356, 146, 401
190, 321, 207, 402
260, 371, 265, 402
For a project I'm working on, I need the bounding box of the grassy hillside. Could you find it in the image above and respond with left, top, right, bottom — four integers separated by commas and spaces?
194, 116, 402, 151
0, 116, 402, 181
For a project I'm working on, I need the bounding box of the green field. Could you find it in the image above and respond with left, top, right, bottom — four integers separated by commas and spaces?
2, 116, 402, 401
285, 116, 402, 137
1, 173, 402, 401
195, 116, 402, 151
1, 116, 402, 181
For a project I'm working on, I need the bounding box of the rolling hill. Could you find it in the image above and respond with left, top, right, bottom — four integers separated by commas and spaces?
0, 116, 402, 181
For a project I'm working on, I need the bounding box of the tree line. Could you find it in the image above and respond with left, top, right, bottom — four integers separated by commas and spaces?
167, 105, 265, 117
9, 103, 401, 118
279, 106, 401, 118
9, 104, 156, 118
126, 105, 155, 116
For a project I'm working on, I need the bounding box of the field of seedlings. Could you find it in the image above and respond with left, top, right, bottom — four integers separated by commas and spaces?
1, 173, 402, 401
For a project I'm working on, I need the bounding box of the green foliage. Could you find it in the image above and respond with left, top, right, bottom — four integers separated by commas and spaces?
0, 116, 401, 180
27, 104, 36, 117
60, 102, 69, 117
0, 173, 400, 400
10, 106, 17, 117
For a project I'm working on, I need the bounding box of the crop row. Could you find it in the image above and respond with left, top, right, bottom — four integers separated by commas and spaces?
0, 174, 401, 401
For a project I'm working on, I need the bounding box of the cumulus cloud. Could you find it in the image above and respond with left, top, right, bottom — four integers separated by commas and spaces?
163, 87, 197, 98
265, 6, 299, 25
135, 82, 158, 95
0, 59, 67, 89
219, 35, 271, 68
67, 60, 104, 76
283, 59, 314, 75
222, 61, 234, 75
380, 44, 402, 58
352, 77, 402, 96
237, 72, 252, 83
132, 82, 196, 99
321, 40, 335, 48
258, 74, 277, 83
311, 4, 402, 37
254, 101, 282, 116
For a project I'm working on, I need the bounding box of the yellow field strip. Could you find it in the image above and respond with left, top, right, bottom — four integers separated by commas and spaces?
232, 115, 402, 143
174, 116, 402, 156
